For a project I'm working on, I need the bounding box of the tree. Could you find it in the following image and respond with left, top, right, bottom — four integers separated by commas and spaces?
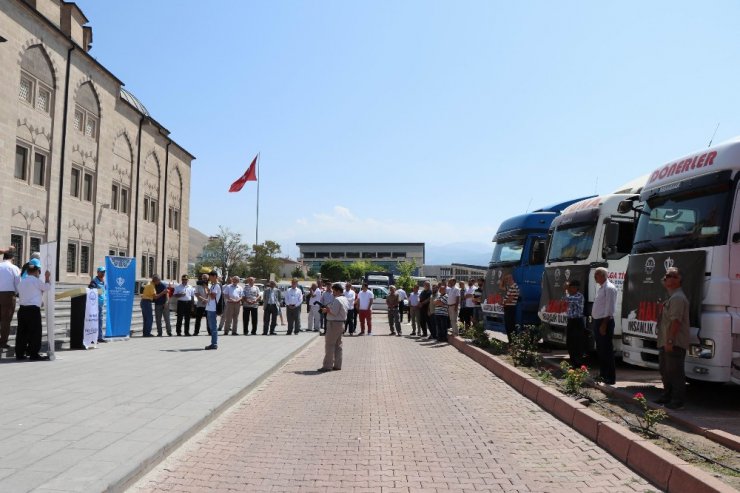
346, 260, 387, 281
291, 266, 305, 279
396, 260, 417, 292
307, 266, 320, 278
250, 240, 282, 280
320, 260, 349, 282
197, 226, 250, 280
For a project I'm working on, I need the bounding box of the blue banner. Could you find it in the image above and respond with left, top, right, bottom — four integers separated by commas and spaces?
105, 256, 136, 338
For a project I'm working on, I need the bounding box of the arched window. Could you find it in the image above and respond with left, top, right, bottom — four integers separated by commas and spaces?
74, 82, 100, 140
19, 45, 55, 115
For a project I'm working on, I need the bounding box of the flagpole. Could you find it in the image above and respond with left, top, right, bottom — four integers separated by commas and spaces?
255, 152, 260, 246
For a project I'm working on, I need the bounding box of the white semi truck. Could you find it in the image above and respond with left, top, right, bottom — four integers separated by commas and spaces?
538, 177, 645, 351
619, 137, 740, 384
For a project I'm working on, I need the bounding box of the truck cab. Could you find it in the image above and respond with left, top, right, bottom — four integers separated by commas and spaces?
482, 197, 593, 333
538, 181, 645, 350
620, 137, 740, 384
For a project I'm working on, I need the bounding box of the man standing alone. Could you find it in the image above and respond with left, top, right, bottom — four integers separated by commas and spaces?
318, 283, 349, 372
656, 267, 690, 409
0, 249, 20, 350
205, 271, 221, 350
591, 267, 617, 384
284, 279, 303, 335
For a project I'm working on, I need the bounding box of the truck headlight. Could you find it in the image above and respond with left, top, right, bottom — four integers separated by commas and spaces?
623, 335, 633, 346
689, 338, 715, 359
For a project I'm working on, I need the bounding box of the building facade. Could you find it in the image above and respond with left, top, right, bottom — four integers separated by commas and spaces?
422, 263, 486, 282
0, 0, 193, 283
297, 242, 424, 275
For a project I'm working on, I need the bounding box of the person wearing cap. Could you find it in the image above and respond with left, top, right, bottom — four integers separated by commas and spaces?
15, 264, 51, 360
0, 248, 21, 349
20, 253, 42, 279
317, 283, 349, 372
89, 266, 107, 343
205, 271, 221, 350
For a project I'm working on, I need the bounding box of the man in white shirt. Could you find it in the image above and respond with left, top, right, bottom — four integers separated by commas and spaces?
241, 277, 261, 335
396, 286, 408, 323
462, 279, 477, 330
343, 282, 357, 335
357, 283, 374, 335
408, 285, 420, 336
205, 271, 221, 350
591, 267, 618, 384
15, 264, 50, 360
284, 279, 304, 335
222, 276, 243, 335
0, 249, 21, 349
173, 274, 195, 336
308, 283, 322, 332
446, 278, 461, 337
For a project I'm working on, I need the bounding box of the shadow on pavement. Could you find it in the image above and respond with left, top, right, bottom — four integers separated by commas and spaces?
159, 348, 205, 352
292, 370, 324, 376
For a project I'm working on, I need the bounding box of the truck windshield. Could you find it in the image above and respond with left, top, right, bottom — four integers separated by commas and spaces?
632, 182, 730, 254
547, 223, 596, 262
489, 238, 525, 266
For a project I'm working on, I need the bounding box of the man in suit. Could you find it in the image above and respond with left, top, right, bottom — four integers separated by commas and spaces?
262, 281, 281, 335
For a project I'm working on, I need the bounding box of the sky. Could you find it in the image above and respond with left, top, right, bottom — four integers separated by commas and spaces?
81, 0, 740, 263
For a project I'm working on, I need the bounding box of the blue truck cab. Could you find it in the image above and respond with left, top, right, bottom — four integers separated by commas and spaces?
482, 197, 594, 333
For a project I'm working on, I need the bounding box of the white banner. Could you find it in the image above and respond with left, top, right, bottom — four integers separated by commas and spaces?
84, 288, 99, 348
40, 242, 57, 360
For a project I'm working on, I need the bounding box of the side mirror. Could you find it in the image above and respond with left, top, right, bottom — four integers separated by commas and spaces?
617, 199, 634, 214
603, 222, 619, 258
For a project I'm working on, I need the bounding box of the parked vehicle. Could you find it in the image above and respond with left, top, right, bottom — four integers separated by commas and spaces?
352, 284, 389, 312
364, 272, 394, 287
482, 196, 594, 333
538, 177, 646, 351
618, 137, 740, 384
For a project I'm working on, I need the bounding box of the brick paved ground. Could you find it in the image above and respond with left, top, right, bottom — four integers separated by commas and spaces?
133, 322, 657, 493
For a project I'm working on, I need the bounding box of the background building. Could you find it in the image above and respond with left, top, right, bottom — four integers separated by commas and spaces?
0, 0, 193, 283
297, 242, 424, 275
422, 263, 486, 282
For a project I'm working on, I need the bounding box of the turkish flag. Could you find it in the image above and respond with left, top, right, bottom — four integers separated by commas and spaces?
228, 155, 258, 192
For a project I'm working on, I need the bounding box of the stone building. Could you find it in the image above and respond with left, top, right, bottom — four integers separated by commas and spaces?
297, 242, 425, 275
0, 0, 193, 284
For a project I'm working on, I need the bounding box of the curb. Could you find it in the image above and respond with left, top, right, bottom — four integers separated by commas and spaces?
107, 335, 320, 493
449, 336, 736, 493
539, 354, 740, 454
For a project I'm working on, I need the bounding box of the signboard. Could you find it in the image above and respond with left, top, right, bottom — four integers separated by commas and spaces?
538, 265, 590, 327
105, 256, 136, 338
40, 242, 57, 360
84, 288, 99, 348
481, 266, 514, 316
622, 251, 705, 338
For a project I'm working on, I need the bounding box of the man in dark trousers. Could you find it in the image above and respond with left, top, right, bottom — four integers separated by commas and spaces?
15, 264, 50, 360
656, 267, 690, 410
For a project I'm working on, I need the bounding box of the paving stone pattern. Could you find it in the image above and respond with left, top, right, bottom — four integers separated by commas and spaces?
0, 316, 316, 493
134, 328, 656, 493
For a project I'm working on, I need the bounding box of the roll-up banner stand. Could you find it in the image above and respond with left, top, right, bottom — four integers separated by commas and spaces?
622, 251, 705, 338
84, 288, 99, 348
39, 242, 57, 360
538, 265, 591, 327
105, 256, 136, 339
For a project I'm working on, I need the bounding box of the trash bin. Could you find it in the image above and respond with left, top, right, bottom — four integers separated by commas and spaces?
69, 293, 86, 349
